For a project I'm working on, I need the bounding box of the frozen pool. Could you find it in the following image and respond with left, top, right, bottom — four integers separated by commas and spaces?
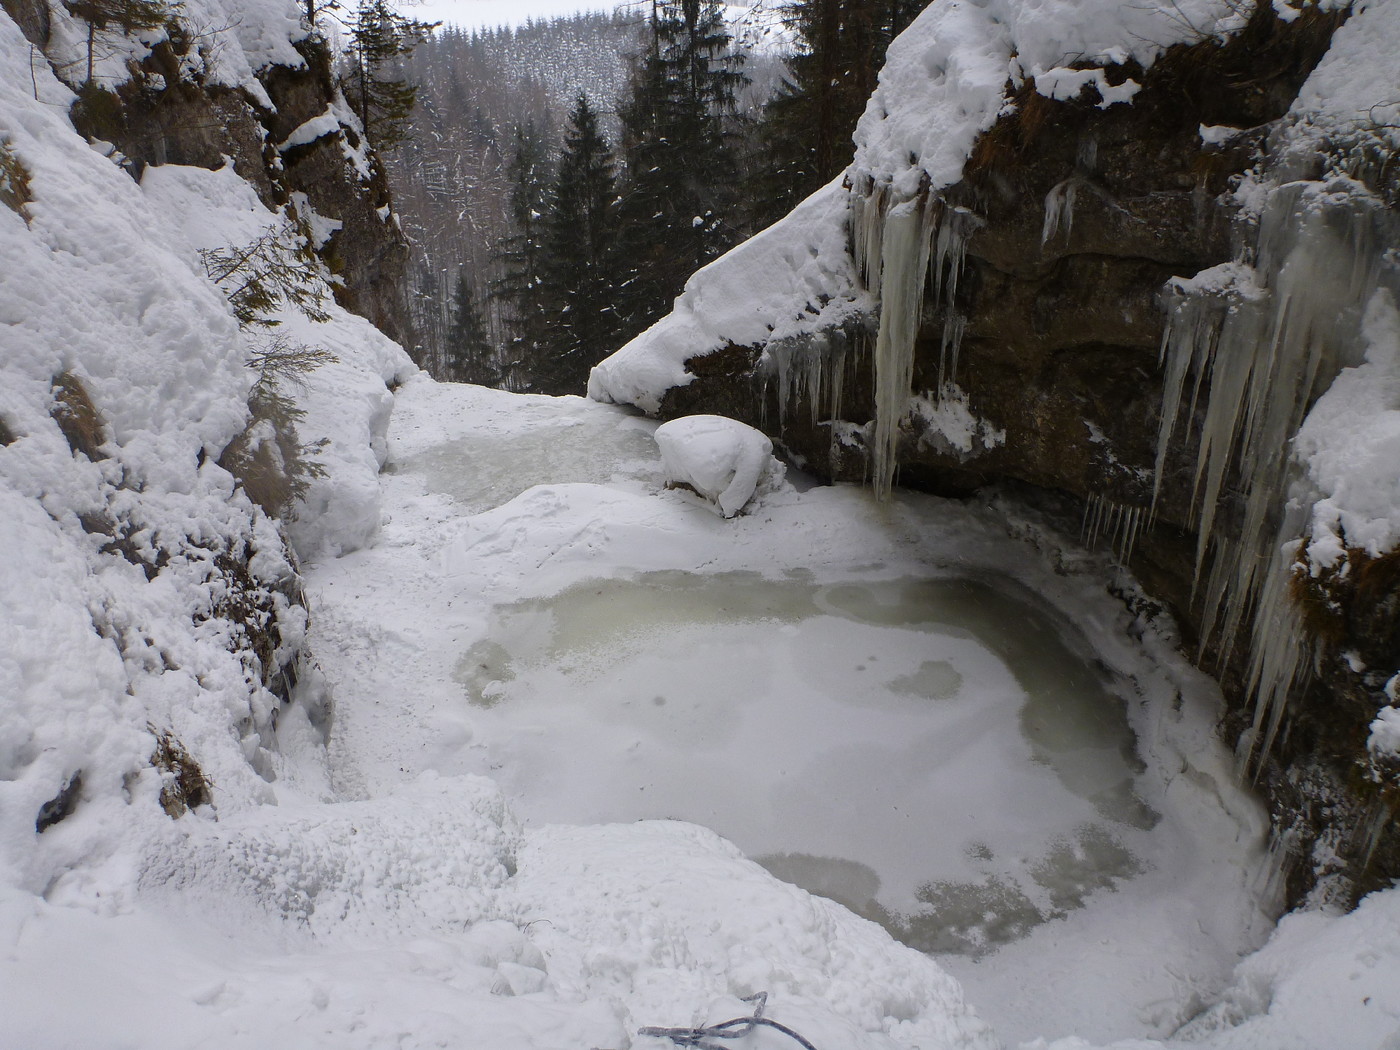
456, 569, 1158, 956
317, 386, 1268, 1043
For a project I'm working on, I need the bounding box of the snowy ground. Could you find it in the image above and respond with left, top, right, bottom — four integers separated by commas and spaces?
303, 378, 1276, 1047
9, 373, 1400, 1049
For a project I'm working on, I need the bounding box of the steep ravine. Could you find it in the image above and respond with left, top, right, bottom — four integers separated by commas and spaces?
626, 4, 1400, 908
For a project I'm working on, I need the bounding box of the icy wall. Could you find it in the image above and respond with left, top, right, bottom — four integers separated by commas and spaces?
590, 0, 1400, 907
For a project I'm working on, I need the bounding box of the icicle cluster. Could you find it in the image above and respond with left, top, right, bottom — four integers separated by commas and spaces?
1081, 494, 1152, 566
849, 175, 980, 499
1153, 176, 1400, 770
763, 329, 855, 432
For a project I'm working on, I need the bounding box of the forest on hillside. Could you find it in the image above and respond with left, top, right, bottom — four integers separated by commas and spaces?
378, 0, 927, 393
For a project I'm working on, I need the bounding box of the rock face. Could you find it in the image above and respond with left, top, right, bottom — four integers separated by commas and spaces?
646, 5, 1400, 908
5, 0, 412, 345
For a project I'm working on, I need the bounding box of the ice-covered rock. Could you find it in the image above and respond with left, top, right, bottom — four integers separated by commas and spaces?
655, 414, 781, 518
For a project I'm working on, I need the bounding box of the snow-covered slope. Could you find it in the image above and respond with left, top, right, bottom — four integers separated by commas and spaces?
0, 0, 408, 1014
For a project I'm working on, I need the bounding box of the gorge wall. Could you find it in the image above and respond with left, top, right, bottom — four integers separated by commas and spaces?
594, 1, 1400, 909
2, 0, 412, 343
0, 0, 413, 848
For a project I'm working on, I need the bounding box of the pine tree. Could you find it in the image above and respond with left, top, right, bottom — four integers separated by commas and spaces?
490, 122, 552, 391
341, 0, 438, 150
536, 95, 623, 394
613, 0, 747, 339
443, 271, 497, 385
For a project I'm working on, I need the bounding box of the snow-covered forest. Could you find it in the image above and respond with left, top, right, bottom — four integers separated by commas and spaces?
3, 0, 1400, 1048
383, 2, 837, 390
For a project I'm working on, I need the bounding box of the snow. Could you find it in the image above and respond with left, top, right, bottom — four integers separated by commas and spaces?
279, 107, 341, 151
1369, 706, 1400, 757
655, 414, 782, 517
1288, 0, 1400, 132
10, 2, 1400, 1050
1199, 124, 1247, 146
39, 0, 308, 107
588, 178, 864, 414
1295, 290, 1400, 567
909, 386, 1005, 458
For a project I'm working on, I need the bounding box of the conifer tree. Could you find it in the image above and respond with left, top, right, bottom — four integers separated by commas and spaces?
443, 271, 497, 385
342, 0, 438, 150
65, 0, 173, 86
536, 95, 623, 394
750, 0, 927, 228
613, 0, 746, 339
491, 122, 552, 391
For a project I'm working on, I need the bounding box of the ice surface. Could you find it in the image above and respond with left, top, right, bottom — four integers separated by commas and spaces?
389, 400, 659, 514
456, 569, 1152, 933
312, 381, 1277, 1047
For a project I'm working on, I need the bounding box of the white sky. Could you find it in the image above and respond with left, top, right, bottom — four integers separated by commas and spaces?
406, 0, 626, 30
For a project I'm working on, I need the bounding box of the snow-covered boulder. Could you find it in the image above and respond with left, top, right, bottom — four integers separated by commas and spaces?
655, 414, 782, 517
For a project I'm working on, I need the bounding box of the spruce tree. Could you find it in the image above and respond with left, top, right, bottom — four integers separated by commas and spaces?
537, 95, 623, 395
443, 272, 497, 385
613, 0, 746, 339
751, 0, 928, 228
490, 122, 552, 392
342, 0, 438, 150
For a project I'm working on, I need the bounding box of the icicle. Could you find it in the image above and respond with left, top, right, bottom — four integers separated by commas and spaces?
1152, 177, 1400, 774
852, 176, 980, 501
931, 205, 979, 306
1041, 177, 1081, 245
1077, 134, 1099, 173
1080, 492, 1101, 546
1357, 799, 1395, 876
939, 311, 966, 387
764, 329, 852, 430
850, 174, 888, 299
870, 197, 936, 500
1081, 493, 1147, 566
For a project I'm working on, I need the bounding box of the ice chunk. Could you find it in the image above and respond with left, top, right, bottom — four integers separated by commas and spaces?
654, 415, 780, 518
1370, 706, 1400, 758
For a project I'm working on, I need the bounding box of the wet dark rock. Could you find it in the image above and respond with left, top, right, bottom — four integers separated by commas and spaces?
51, 371, 106, 461
1, 0, 49, 47
36, 771, 82, 833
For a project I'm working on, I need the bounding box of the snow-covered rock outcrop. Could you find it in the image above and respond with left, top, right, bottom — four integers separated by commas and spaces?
655, 414, 784, 517
589, 0, 1400, 909
0, 0, 412, 944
